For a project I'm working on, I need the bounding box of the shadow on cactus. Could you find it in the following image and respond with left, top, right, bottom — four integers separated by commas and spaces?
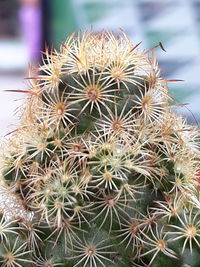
0, 30, 200, 267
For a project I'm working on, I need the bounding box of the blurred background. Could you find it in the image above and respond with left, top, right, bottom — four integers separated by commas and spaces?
0, 0, 200, 137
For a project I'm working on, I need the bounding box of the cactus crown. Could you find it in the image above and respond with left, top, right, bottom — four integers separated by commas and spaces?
0, 30, 200, 267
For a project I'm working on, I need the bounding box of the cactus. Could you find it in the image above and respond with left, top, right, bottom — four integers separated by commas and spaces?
0, 30, 200, 267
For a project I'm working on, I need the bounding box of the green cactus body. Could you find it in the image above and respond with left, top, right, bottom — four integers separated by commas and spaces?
0, 30, 200, 267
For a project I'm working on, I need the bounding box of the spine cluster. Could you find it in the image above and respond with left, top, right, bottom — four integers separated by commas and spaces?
0, 30, 200, 267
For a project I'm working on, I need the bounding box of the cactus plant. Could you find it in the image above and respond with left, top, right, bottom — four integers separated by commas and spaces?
0, 30, 200, 267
